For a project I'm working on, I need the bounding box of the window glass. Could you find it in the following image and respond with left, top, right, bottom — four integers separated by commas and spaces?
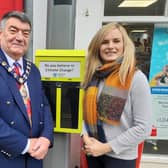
104, 0, 166, 16
123, 23, 168, 155
125, 23, 153, 78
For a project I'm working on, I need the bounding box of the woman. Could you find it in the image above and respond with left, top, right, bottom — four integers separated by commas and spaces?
81, 22, 152, 168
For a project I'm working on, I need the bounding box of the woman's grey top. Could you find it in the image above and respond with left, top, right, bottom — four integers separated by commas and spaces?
82, 70, 152, 160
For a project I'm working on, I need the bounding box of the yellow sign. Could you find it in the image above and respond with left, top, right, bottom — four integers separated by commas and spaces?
35, 49, 85, 82
35, 49, 85, 133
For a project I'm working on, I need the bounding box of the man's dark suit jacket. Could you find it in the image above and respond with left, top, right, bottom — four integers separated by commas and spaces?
0, 49, 53, 168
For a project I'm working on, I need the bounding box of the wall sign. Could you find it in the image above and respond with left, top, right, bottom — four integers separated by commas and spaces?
39, 61, 80, 78
149, 27, 168, 139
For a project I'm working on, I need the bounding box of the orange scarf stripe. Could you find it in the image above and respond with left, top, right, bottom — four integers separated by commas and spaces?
105, 71, 133, 90
84, 87, 98, 125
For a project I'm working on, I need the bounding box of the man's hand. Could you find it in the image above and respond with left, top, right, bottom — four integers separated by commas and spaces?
29, 137, 50, 160
28, 138, 38, 154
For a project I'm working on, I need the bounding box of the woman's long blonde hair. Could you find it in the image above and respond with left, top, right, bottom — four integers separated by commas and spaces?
81, 22, 136, 89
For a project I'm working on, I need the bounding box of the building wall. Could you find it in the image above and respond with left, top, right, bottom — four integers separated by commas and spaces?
141, 154, 168, 168
75, 0, 103, 50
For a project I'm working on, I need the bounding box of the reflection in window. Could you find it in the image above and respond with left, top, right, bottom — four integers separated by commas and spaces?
61, 86, 79, 129
126, 23, 154, 78
43, 81, 56, 126
104, 0, 166, 16
144, 140, 168, 155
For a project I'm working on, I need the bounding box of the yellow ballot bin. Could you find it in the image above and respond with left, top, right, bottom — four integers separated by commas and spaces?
35, 49, 85, 133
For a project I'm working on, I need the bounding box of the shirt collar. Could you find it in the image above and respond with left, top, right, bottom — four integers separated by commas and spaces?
2, 50, 23, 69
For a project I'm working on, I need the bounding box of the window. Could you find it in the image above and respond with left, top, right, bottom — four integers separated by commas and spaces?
104, 0, 166, 16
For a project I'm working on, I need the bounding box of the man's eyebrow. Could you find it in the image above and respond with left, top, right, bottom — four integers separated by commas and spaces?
9, 25, 31, 32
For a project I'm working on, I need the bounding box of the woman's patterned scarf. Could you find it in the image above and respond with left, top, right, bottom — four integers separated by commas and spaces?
83, 58, 135, 142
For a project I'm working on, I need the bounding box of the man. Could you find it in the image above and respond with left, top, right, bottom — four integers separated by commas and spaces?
0, 11, 53, 168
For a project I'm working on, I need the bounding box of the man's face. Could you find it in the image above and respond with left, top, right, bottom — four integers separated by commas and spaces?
0, 17, 31, 60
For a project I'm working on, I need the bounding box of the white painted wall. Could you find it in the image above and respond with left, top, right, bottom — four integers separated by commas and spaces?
33, 0, 47, 61
75, 0, 103, 50
141, 154, 168, 168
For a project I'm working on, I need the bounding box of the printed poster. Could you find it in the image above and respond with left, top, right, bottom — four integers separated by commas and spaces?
149, 27, 168, 139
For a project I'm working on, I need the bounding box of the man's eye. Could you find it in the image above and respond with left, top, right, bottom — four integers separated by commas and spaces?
9, 28, 17, 34
23, 31, 31, 37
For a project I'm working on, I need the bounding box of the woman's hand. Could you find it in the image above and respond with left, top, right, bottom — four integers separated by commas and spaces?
82, 134, 112, 157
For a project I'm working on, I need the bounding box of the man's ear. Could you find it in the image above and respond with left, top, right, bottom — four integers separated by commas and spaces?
0, 28, 2, 35
0, 28, 3, 39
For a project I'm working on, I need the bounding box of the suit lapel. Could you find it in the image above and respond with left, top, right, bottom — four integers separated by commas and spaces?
0, 50, 31, 125
7, 73, 31, 125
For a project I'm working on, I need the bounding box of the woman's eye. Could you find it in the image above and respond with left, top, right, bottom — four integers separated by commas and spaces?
102, 40, 109, 44
113, 39, 121, 43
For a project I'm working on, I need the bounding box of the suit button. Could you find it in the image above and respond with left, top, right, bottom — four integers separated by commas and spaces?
10, 121, 15, 125
41, 103, 44, 107
6, 101, 11, 105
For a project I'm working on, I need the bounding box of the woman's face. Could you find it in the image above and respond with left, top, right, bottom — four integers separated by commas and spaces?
99, 28, 124, 63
